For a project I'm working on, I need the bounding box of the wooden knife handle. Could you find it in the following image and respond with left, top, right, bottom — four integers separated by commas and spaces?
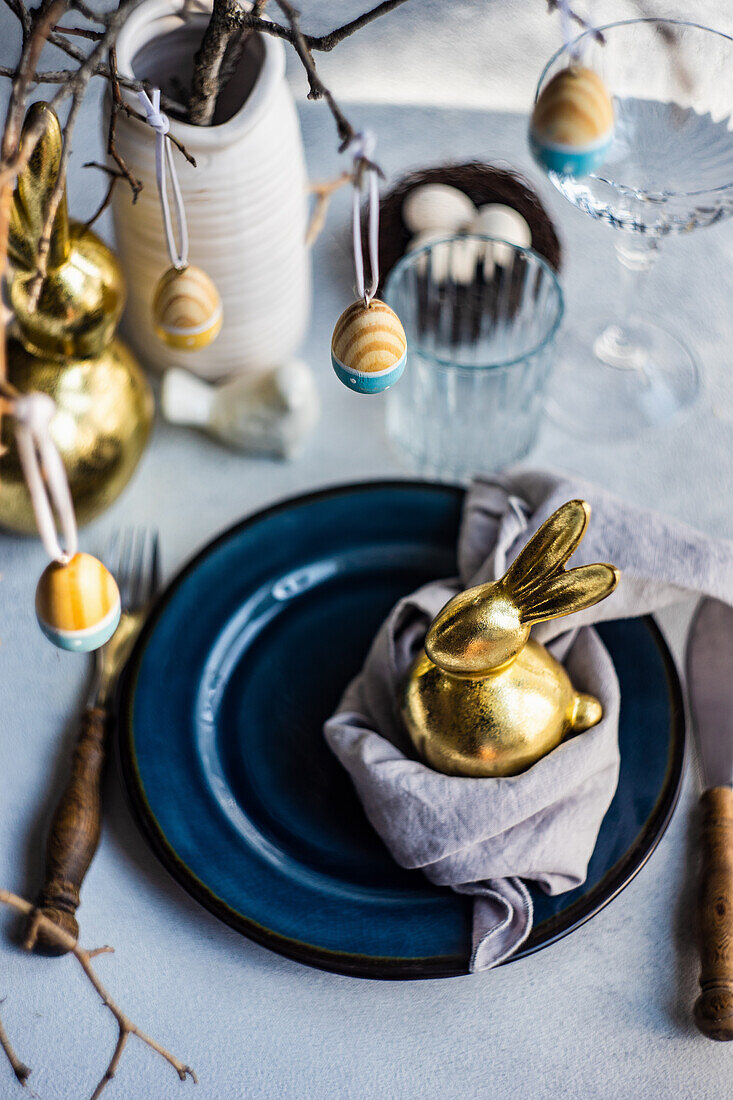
694, 786, 733, 1040
24, 706, 107, 955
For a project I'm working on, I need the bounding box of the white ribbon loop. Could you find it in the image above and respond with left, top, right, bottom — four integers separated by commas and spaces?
348, 130, 380, 308
12, 393, 78, 563
138, 88, 189, 270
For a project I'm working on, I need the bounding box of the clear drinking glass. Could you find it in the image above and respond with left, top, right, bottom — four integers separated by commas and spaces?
384, 235, 563, 481
535, 19, 733, 440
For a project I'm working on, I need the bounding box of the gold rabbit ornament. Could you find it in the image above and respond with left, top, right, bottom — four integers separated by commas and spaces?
402, 500, 620, 778
0, 103, 153, 533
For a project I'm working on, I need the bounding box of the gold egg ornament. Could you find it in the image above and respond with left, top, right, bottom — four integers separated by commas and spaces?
530, 65, 614, 177
152, 264, 223, 351
36, 553, 120, 652
331, 299, 407, 394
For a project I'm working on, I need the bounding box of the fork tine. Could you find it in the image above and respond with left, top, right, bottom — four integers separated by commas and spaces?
130, 527, 145, 610
117, 527, 135, 608
104, 528, 121, 579
103, 525, 160, 613
148, 529, 161, 603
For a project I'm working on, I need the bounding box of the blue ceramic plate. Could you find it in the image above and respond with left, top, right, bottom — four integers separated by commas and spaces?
119, 482, 685, 979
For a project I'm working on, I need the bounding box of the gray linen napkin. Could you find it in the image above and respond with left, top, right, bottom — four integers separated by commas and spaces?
324, 470, 733, 970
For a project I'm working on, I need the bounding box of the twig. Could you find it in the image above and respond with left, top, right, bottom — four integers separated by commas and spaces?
305, 170, 352, 245
0, 1011, 30, 1087
99, 46, 143, 201
45, 27, 181, 111
216, 0, 264, 101
188, 0, 244, 126
52, 22, 103, 39
273, 0, 354, 148
0, 889, 196, 1100
216, 0, 413, 53
187, 0, 410, 145
306, 0, 411, 51
69, 0, 109, 23
1, 0, 31, 40
546, 0, 605, 44
82, 171, 120, 228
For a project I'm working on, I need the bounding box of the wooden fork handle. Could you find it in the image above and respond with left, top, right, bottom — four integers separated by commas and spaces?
24, 706, 107, 955
694, 786, 733, 1040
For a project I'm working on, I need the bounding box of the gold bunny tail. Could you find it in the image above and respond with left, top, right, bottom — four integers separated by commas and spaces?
571, 692, 603, 733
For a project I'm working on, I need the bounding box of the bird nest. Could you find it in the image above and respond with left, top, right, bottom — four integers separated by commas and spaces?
371, 161, 562, 294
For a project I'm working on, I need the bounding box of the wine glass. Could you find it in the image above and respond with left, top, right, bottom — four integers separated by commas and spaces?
534, 19, 733, 440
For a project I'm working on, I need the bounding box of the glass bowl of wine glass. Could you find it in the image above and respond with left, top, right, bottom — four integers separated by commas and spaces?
534, 18, 733, 440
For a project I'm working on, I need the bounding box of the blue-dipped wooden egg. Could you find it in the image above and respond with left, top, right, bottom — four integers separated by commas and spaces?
530, 65, 614, 177
35, 552, 121, 652
331, 299, 407, 394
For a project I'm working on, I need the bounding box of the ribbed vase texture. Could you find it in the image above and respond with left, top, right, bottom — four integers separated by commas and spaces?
112, 0, 311, 379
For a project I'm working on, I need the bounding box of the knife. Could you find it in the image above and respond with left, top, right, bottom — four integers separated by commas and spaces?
686, 597, 733, 1041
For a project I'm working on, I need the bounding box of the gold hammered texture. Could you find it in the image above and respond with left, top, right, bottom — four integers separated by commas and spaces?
0, 103, 153, 531
401, 500, 619, 777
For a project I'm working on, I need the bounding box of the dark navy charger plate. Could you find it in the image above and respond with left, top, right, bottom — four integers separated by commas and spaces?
119, 482, 685, 979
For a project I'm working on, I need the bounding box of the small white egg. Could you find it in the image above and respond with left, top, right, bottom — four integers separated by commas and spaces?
469, 204, 532, 267
402, 184, 477, 235
407, 232, 479, 286
407, 231, 450, 281
448, 237, 481, 285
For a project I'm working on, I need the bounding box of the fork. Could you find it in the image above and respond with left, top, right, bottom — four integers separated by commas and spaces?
24, 528, 160, 954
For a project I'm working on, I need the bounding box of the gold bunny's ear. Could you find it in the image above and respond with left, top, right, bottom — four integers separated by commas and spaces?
516, 561, 620, 625
8, 102, 69, 272
503, 500, 591, 597
502, 499, 619, 625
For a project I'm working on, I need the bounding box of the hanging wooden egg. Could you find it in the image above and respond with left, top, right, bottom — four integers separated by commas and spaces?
331, 299, 407, 394
530, 65, 614, 177
152, 265, 223, 351
35, 553, 120, 652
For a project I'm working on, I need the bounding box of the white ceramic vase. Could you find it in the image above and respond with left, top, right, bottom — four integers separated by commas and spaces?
113, 0, 311, 380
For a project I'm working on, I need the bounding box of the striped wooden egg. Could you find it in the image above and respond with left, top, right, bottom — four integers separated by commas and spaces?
152, 265, 223, 351
331, 299, 407, 394
530, 66, 614, 177
35, 553, 120, 652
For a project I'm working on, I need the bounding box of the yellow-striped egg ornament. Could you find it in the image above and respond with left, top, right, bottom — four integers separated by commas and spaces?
530, 65, 614, 177
35, 553, 121, 652
331, 299, 407, 394
152, 264, 223, 351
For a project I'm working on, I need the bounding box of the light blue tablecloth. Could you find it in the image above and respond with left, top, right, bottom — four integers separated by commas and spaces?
2, 3, 733, 1095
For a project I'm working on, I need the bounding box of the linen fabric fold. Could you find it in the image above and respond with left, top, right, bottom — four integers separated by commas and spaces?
324, 470, 733, 970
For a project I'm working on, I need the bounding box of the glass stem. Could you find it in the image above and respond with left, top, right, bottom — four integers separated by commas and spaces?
593, 236, 662, 371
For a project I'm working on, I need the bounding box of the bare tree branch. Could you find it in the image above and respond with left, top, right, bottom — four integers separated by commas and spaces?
187, 0, 412, 143
1, 888, 196, 1100
188, 0, 243, 126
2, 0, 31, 40
545, 0, 605, 44
0, 1009, 30, 1087
306, 0, 411, 51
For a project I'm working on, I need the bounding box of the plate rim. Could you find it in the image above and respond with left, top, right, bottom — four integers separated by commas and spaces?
117, 479, 686, 980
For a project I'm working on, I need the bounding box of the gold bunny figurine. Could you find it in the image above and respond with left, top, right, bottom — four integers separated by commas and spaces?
402, 500, 620, 778
0, 103, 153, 532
